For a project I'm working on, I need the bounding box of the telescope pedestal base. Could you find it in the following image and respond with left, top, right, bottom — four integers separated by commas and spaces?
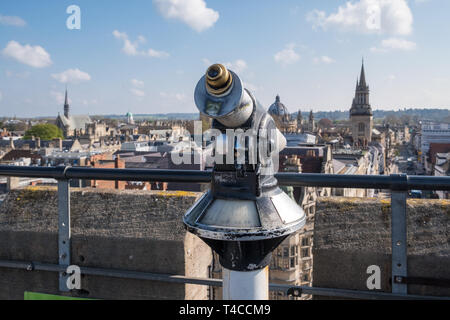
223, 267, 269, 300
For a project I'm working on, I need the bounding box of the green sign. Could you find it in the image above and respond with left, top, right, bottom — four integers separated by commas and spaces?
24, 292, 93, 300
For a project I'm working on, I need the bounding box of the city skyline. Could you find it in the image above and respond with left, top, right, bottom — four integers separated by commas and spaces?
0, 0, 449, 117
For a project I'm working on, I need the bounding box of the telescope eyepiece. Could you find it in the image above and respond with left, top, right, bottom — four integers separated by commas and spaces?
207, 64, 221, 78
206, 64, 233, 96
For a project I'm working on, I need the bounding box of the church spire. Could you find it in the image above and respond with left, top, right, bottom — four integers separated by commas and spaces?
64, 87, 70, 118
359, 59, 367, 88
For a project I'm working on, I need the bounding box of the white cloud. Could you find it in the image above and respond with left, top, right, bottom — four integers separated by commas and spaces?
113, 30, 169, 58
371, 37, 417, 52
175, 93, 187, 101
382, 37, 417, 50
130, 79, 145, 98
307, 0, 413, 36
51, 69, 91, 84
5, 70, 30, 78
147, 48, 169, 58
160, 91, 187, 101
387, 74, 396, 81
245, 82, 262, 93
313, 56, 336, 64
130, 88, 146, 97
202, 58, 247, 74
202, 58, 212, 67
0, 14, 26, 27
131, 79, 145, 88
274, 44, 300, 66
82, 99, 98, 106
154, 0, 219, 32
51, 91, 71, 105
2, 41, 52, 68
224, 59, 247, 74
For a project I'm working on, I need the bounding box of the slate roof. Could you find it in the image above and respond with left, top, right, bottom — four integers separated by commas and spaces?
58, 114, 92, 131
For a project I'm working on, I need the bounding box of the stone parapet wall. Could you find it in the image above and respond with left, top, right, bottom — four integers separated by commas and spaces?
313, 197, 450, 298
0, 187, 212, 300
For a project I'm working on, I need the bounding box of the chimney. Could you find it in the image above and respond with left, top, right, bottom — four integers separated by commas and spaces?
7, 176, 19, 191
9, 137, 14, 150
115, 155, 121, 189
115, 155, 121, 168
55, 138, 63, 151
36, 137, 41, 149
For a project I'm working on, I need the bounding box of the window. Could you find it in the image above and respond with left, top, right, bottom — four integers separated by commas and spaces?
302, 248, 309, 258
302, 237, 309, 247
303, 274, 309, 282
283, 247, 289, 257
290, 258, 295, 268
359, 123, 365, 132
290, 246, 295, 256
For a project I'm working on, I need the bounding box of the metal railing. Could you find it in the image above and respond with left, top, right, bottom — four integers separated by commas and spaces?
0, 165, 449, 300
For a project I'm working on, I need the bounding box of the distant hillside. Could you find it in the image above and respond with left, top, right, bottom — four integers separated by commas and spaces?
96, 109, 450, 122
8, 108, 449, 123
297, 108, 450, 123
96, 113, 199, 120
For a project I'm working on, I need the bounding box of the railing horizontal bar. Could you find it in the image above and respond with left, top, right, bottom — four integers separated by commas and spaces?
277, 173, 410, 190
270, 284, 448, 300
0, 260, 221, 287
1, 166, 450, 191
0, 165, 66, 179
0, 260, 447, 300
66, 167, 212, 183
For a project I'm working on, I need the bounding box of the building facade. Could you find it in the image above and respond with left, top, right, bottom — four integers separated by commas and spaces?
56, 89, 93, 137
419, 121, 450, 172
350, 61, 373, 147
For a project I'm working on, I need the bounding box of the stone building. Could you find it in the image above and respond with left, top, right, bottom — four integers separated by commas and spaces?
56, 89, 93, 138
268, 95, 299, 134
126, 112, 135, 125
332, 146, 382, 197
268, 95, 318, 135
302, 110, 316, 133
266, 144, 333, 300
350, 61, 373, 147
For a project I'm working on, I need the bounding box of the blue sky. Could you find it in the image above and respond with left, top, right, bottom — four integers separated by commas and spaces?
0, 0, 449, 117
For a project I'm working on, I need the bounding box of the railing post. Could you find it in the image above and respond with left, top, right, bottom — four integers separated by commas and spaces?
391, 190, 408, 294
58, 179, 71, 292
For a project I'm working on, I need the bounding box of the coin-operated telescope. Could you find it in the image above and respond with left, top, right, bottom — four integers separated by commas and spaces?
183, 64, 306, 300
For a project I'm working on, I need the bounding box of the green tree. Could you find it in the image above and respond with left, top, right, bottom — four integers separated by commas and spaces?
24, 124, 64, 140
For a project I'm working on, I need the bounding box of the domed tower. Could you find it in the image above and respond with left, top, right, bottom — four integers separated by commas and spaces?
350, 60, 373, 147
268, 95, 289, 117
268, 95, 291, 132
126, 112, 135, 125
